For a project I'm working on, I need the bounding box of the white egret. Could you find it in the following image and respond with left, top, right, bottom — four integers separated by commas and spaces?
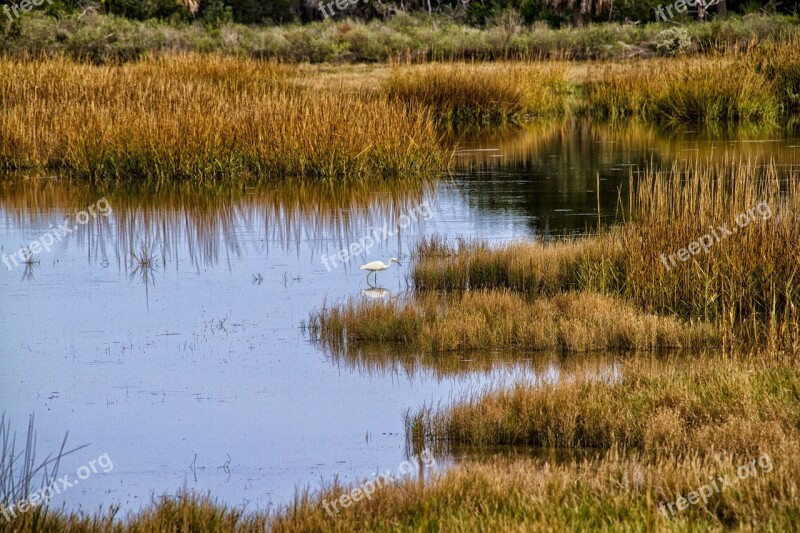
360, 258, 400, 286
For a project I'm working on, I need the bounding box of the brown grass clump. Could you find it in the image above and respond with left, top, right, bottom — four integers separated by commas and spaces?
8, 450, 797, 531
746, 35, 800, 112
414, 232, 624, 295
407, 357, 800, 454
622, 158, 800, 331
0, 491, 268, 532
310, 290, 716, 354
582, 55, 780, 124
413, 158, 800, 347
384, 62, 570, 127
270, 451, 800, 532
0, 54, 447, 181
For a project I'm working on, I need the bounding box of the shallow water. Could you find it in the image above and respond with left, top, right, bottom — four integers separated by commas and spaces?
1, 120, 798, 515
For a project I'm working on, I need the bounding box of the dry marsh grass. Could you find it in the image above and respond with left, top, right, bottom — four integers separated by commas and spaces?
0, 55, 446, 181
623, 159, 800, 329
580, 39, 800, 124
407, 358, 800, 454
413, 159, 800, 347
309, 290, 716, 354
8, 450, 798, 531
0, 491, 268, 532
414, 232, 625, 295
270, 451, 800, 532
384, 62, 571, 127
748, 35, 800, 112
2, 50, 798, 183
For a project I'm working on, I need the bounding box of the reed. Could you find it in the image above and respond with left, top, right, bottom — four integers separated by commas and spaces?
0, 491, 267, 532
8, 449, 798, 531
384, 62, 570, 127
2, 52, 797, 183
747, 35, 800, 112
622, 159, 800, 332
0, 55, 447, 181
0, 414, 75, 519
413, 158, 800, 346
270, 451, 800, 531
582, 53, 784, 124
413, 233, 625, 295
406, 357, 800, 453
309, 290, 716, 353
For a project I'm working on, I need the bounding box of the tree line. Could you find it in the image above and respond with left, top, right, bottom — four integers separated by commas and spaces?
39, 0, 800, 26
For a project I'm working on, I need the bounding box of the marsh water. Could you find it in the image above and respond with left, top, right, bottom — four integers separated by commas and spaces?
1, 120, 799, 515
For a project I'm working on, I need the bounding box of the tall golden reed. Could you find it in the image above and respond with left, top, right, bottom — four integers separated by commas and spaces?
412, 158, 800, 346
0, 54, 447, 181
384, 62, 570, 127
309, 290, 716, 353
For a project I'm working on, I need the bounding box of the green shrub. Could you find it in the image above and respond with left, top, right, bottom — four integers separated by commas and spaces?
653, 27, 692, 56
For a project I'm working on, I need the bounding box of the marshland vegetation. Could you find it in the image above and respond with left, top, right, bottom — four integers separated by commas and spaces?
2, 11, 799, 63
314, 158, 800, 354
581, 37, 800, 123
2, 35, 799, 181
385, 62, 571, 126
3, 14, 800, 533
8, 448, 799, 531
309, 290, 717, 353
294, 131, 800, 530
267, 445, 800, 531
298, 150, 800, 530
406, 356, 800, 452
0, 55, 446, 181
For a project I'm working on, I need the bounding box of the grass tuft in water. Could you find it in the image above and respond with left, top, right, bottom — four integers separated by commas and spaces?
309, 290, 716, 354
406, 357, 800, 453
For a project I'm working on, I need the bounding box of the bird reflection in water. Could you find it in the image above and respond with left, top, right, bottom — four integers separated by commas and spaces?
360, 287, 392, 300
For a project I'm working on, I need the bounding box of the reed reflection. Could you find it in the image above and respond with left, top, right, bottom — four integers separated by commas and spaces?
449, 119, 800, 236
0, 178, 432, 271
315, 336, 622, 383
